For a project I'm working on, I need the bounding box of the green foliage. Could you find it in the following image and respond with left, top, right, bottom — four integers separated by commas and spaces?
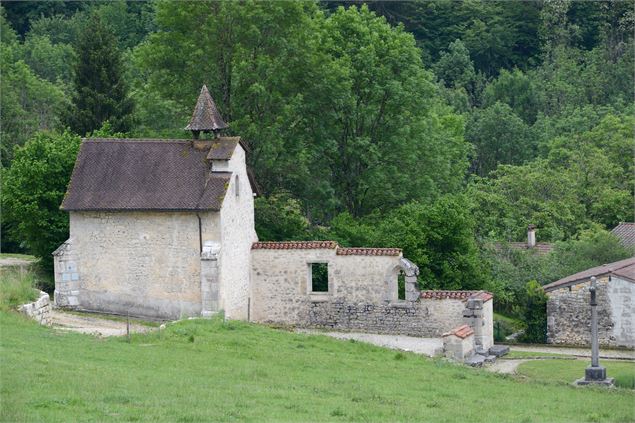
0, 10, 69, 165
519, 280, 547, 343
66, 14, 133, 135
2, 131, 81, 270
482, 68, 543, 124
466, 102, 536, 176
0, 269, 38, 311
254, 192, 310, 241
330, 195, 486, 291
134, 2, 469, 219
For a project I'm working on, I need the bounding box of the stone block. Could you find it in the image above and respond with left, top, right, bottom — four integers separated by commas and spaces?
488, 345, 510, 357
465, 354, 486, 367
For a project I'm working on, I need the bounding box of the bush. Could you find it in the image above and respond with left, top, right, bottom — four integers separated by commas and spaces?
0, 269, 38, 311
1, 130, 81, 270
519, 280, 547, 343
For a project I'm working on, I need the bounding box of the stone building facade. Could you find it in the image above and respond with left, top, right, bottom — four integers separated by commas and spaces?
544, 257, 635, 348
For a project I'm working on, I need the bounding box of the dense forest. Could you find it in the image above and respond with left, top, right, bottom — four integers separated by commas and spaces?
1, 0, 633, 339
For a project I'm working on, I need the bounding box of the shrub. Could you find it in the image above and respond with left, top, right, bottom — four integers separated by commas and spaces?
0, 269, 38, 311
519, 280, 547, 343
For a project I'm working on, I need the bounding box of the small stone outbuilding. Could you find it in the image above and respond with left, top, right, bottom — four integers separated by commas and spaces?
544, 257, 635, 348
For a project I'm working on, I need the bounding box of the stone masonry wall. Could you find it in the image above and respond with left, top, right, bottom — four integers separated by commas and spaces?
216, 145, 258, 320
55, 210, 221, 320
19, 290, 51, 326
251, 247, 486, 337
546, 276, 634, 347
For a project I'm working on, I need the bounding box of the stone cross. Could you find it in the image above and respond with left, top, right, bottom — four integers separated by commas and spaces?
575, 276, 614, 386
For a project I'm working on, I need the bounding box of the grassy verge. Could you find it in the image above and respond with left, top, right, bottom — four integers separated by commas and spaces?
504, 350, 570, 359
0, 253, 37, 260
1, 312, 634, 422
0, 269, 39, 311
517, 359, 635, 390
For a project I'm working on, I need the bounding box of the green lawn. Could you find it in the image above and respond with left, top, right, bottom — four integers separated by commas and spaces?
0, 253, 36, 260
504, 350, 570, 359
2, 312, 634, 422
517, 359, 635, 389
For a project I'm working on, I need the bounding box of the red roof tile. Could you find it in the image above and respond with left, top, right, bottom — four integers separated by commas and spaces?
336, 247, 401, 256
443, 324, 474, 339
420, 290, 493, 302
252, 241, 338, 250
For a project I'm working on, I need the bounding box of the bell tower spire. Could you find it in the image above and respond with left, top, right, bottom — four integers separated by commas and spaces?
185, 85, 228, 139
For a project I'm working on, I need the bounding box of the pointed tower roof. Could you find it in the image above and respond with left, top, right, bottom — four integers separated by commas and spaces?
185, 85, 228, 132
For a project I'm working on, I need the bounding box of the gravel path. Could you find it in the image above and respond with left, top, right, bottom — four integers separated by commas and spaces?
507, 345, 635, 360
298, 330, 444, 357
50, 310, 154, 337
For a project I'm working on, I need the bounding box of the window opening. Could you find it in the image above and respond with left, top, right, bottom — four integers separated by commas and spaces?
310, 263, 329, 292
397, 271, 406, 300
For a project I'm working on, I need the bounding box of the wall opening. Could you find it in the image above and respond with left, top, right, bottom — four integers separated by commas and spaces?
397, 271, 406, 300
310, 263, 329, 292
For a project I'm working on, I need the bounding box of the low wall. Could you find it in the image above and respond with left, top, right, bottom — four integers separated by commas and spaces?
307, 297, 467, 337
18, 290, 52, 326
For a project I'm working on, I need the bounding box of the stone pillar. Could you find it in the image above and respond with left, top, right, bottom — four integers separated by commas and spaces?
53, 239, 81, 308
200, 241, 221, 318
400, 258, 420, 302
576, 276, 614, 386
463, 298, 485, 351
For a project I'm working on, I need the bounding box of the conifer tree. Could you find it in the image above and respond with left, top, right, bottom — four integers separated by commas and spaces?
67, 14, 133, 135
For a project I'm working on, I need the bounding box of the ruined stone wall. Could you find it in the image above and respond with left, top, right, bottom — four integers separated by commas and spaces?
55, 211, 221, 320
217, 145, 258, 320
546, 276, 635, 348
19, 290, 51, 326
250, 247, 480, 337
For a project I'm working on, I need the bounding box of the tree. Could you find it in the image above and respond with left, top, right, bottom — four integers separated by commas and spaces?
255, 192, 310, 241
482, 68, 543, 124
519, 280, 547, 343
329, 195, 486, 291
66, 14, 133, 135
466, 102, 536, 176
0, 11, 69, 165
1, 131, 81, 271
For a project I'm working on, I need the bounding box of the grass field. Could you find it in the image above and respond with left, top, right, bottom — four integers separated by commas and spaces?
0, 253, 36, 260
517, 359, 635, 389
2, 312, 634, 422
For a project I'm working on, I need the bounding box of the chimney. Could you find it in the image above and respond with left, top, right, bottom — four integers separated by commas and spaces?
527, 224, 536, 248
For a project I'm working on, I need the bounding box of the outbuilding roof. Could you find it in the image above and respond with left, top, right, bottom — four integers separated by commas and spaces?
251, 241, 402, 256
61, 138, 239, 211
543, 256, 635, 292
611, 222, 635, 248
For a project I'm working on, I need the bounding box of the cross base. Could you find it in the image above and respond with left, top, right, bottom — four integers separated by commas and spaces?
574, 366, 614, 386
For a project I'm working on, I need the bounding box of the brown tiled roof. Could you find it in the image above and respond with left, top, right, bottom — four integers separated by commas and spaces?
442, 324, 474, 339
252, 241, 338, 250
420, 290, 493, 302
611, 222, 635, 248
505, 242, 554, 255
185, 85, 228, 132
543, 257, 635, 292
336, 247, 401, 256
61, 138, 231, 211
207, 137, 240, 160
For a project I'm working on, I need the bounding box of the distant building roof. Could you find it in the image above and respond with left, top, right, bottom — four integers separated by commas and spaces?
493, 241, 554, 256
185, 85, 228, 133
61, 138, 242, 211
611, 222, 635, 248
543, 257, 635, 292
